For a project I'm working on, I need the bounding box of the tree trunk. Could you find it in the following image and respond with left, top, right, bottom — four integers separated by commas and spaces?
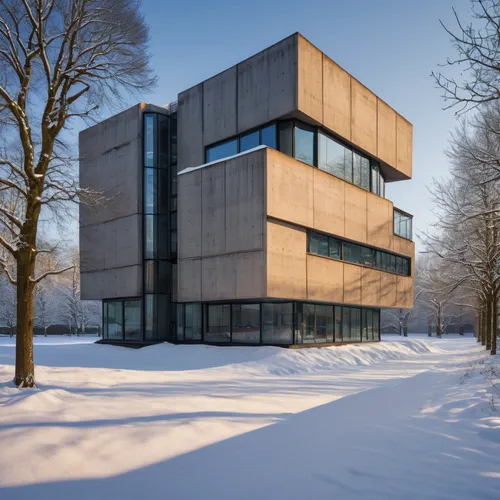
14, 250, 36, 387
477, 312, 482, 343
491, 293, 497, 355
482, 308, 486, 346
403, 326, 408, 337
486, 297, 492, 351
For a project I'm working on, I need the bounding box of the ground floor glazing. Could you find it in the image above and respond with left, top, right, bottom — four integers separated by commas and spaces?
102, 299, 380, 346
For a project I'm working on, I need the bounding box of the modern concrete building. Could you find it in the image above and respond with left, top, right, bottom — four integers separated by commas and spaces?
79, 33, 414, 346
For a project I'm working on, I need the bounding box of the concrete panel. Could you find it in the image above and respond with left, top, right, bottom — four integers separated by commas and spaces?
177, 84, 204, 172
178, 170, 203, 259
306, 254, 344, 302
266, 149, 314, 228
237, 34, 297, 133
178, 258, 202, 302
203, 67, 237, 145
297, 35, 323, 124
267, 220, 307, 299
81, 266, 142, 301
235, 251, 266, 299
380, 272, 398, 307
225, 150, 265, 253
201, 163, 226, 257
313, 168, 345, 237
397, 275, 414, 308
344, 183, 367, 243
361, 268, 381, 306
322, 57, 351, 141
343, 263, 362, 305
366, 192, 393, 251
79, 104, 142, 227
377, 99, 397, 167
396, 115, 413, 178
351, 79, 378, 157
393, 235, 414, 258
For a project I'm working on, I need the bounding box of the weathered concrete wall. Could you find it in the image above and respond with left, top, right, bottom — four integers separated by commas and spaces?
177, 148, 267, 302
79, 104, 144, 300
178, 148, 414, 308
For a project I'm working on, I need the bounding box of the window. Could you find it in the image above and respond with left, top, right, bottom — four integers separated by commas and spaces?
124, 300, 142, 341
145, 215, 156, 259
205, 304, 230, 342
240, 131, 259, 152
353, 152, 362, 187
185, 303, 202, 341
335, 306, 342, 342
351, 308, 361, 341
308, 232, 329, 256
366, 309, 373, 341
176, 303, 184, 341
343, 242, 362, 264
232, 304, 260, 343
373, 310, 380, 340
329, 237, 342, 259
144, 114, 155, 167
319, 133, 347, 180
106, 301, 123, 340
206, 138, 238, 163
262, 303, 293, 344
360, 156, 370, 190
394, 209, 413, 240
144, 169, 156, 214
261, 124, 277, 148
342, 307, 351, 341
294, 124, 315, 166
361, 246, 374, 266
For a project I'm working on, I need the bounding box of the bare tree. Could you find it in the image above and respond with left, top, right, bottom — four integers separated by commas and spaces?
34, 279, 59, 336
0, 0, 155, 386
433, 0, 500, 113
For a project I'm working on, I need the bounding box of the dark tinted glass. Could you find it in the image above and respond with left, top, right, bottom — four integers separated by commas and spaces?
303, 303, 315, 343
185, 303, 202, 341
144, 114, 155, 167
240, 131, 259, 152
343, 242, 362, 264
124, 300, 142, 341
106, 301, 123, 340
329, 237, 342, 259
351, 308, 361, 341
294, 125, 315, 166
232, 304, 260, 343
279, 121, 293, 156
262, 303, 293, 344
205, 304, 230, 342
361, 246, 374, 266
145, 215, 156, 259
206, 139, 238, 163
158, 114, 169, 168
261, 124, 277, 148
335, 307, 342, 342
309, 232, 329, 256
342, 307, 351, 341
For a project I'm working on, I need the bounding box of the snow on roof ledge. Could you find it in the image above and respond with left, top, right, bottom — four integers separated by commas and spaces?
177, 145, 268, 176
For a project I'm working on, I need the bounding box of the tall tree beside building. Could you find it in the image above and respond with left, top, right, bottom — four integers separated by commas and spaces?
0, 0, 156, 387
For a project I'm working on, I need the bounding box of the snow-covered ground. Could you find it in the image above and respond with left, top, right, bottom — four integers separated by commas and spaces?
0, 335, 499, 499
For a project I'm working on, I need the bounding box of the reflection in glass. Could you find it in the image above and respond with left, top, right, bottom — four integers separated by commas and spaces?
124, 300, 142, 341
262, 303, 293, 344
303, 303, 316, 343
342, 307, 351, 341
351, 308, 361, 341
107, 301, 123, 340
144, 114, 155, 167
232, 304, 260, 343
206, 139, 238, 163
261, 124, 277, 148
294, 125, 314, 166
145, 215, 156, 259
205, 304, 230, 342
144, 168, 156, 214
335, 307, 342, 342
145, 295, 154, 340
308, 232, 329, 256
185, 303, 202, 340
360, 156, 370, 190
240, 131, 259, 152
319, 133, 346, 179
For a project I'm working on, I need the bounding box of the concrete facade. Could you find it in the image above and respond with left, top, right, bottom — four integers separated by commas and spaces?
177, 148, 414, 309
177, 33, 412, 182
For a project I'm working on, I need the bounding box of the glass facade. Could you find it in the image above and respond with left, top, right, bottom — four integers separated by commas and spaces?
103, 300, 142, 341
307, 230, 411, 276
175, 301, 380, 345
205, 119, 388, 201
205, 123, 277, 162
394, 209, 413, 240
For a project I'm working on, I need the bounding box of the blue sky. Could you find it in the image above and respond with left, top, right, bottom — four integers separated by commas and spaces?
118, 0, 472, 249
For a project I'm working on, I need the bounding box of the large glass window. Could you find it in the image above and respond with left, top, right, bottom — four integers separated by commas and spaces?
185, 303, 202, 341
144, 114, 156, 167
319, 133, 347, 180
294, 125, 315, 166
394, 209, 413, 240
261, 124, 277, 148
302, 303, 316, 343
262, 303, 293, 344
351, 308, 361, 341
205, 304, 230, 343
231, 304, 260, 343
342, 307, 351, 342
360, 156, 370, 190
145, 215, 156, 259
145, 295, 154, 340
206, 139, 238, 163
144, 168, 156, 214
124, 300, 142, 341
308, 231, 410, 276
240, 131, 259, 152
353, 152, 362, 187
106, 301, 123, 340
373, 310, 380, 340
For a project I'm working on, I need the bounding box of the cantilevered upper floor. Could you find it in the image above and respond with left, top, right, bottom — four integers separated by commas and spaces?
177, 32, 412, 183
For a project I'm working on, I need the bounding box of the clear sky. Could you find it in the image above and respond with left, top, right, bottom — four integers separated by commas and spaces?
88, 0, 474, 249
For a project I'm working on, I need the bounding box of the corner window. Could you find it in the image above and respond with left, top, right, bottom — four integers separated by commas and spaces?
261, 124, 277, 148
294, 124, 315, 166
394, 209, 413, 240
262, 303, 293, 344
231, 304, 260, 343
240, 131, 259, 152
